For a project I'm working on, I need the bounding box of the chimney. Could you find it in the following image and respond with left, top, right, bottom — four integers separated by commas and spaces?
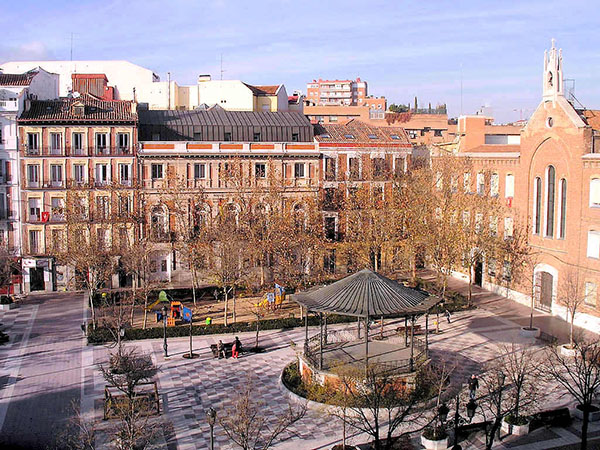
198, 74, 211, 83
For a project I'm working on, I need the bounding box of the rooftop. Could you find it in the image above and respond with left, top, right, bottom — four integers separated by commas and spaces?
18, 93, 137, 123
581, 110, 600, 131
314, 120, 411, 145
243, 84, 281, 96
0, 71, 37, 87
139, 108, 310, 127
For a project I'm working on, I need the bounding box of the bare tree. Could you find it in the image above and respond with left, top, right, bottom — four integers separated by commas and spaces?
545, 338, 600, 450
218, 379, 306, 450
558, 269, 587, 348
329, 363, 438, 450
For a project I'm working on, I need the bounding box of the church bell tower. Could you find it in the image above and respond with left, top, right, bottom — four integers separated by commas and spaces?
543, 38, 564, 101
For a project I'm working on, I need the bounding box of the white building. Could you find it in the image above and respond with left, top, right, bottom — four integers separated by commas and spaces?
0, 61, 290, 112
0, 68, 59, 257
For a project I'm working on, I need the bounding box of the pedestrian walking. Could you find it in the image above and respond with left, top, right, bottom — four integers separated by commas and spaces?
445, 309, 452, 323
468, 374, 479, 400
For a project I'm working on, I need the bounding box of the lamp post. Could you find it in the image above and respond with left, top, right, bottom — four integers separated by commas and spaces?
162, 304, 168, 357
438, 395, 478, 450
207, 407, 217, 450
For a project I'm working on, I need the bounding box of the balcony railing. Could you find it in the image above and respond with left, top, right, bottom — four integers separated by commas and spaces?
0, 100, 19, 111
22, 146, 134, 157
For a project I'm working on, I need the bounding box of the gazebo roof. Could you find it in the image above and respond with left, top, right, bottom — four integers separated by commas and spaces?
293, 269, 440, 318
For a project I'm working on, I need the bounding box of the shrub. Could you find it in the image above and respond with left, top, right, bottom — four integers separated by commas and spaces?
0, 296, 13, 305
88, 314, 355, 344
422, 427, 448, 440
504, 414, 530, 425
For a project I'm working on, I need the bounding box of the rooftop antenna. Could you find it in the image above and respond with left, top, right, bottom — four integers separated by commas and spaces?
460, 62, 463, 116
220, 54, 225, 80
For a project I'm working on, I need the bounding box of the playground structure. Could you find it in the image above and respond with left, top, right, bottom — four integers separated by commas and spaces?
147, 291, 184, 327
254, 284, 286, 310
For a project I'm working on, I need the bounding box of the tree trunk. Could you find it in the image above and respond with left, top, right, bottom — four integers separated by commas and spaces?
143, 294, 149, 330
233, 290, 237, 324
486, 418, 502, 450
191, 270, 197, 306
89, 290, 96, 329
468, 266, 473, 306
570, 313, 575, 348
582, 407, 590, 450
255, 315, 260, 349
224, 288, 229, 327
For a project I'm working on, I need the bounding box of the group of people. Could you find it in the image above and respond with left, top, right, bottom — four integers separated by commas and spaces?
216, 337, 243, 359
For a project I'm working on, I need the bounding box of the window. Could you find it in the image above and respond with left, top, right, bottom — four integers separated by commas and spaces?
97, 228, 107, 250
590, 178, 600, 207
349, 157, 360, 180
475, 213, 483, 233
394, 158, 405, 177
587, 231, 600, 258
152, 133, 161, 141
194, 163, 206, 179
434, 129, 443, 137
151, 164, 163, 180
255, 163, 266, 178
28, 198, 40, 221
463, 172, 471, 193
372, 157, 386, 178
292, 133, 299, 142
27, 133, 39, 153
95, 164, 109, 185
324, 157, 336, 181
435, 172, 443, 190
119, 228, 129, 249
253, 132, 261, 142
294, 162, 305, 178
50, 133, 62, 155
118, 195, 132, 216
224, 132, 232, 141
324, 216, 337, 241
505, 174, 515, 198
119, 164, 131, 185
51, 197, 64, 220
74, 164, 85, 184
534, 177, 542, 235
29, 230, 40, 254
51, 229, 64, 252
503, 260, 512, 282
487, 258, 497, 276
27, 165, 39, 187
490, 216, 498, 236
344, 134, 355, 139
585, 282, 597, 306
546, 165, 556, 237
391, 134, 401, 140
96, 196, 110, 220
504, 217, 514, 239
491, 173, 499, 197
50, 164, 63, 187
559, 179, 567, 239
72, 132, 84, 154
95, 133, 108, 154
407, 130, 417, 139
151, 205, 169, 239
117, 133, 129, 152
193, 132, 202, 140
373, 185, 384, 204
368, 134, 377, 140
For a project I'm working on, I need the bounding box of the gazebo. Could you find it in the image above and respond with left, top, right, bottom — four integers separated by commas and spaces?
293, 269, 442, 379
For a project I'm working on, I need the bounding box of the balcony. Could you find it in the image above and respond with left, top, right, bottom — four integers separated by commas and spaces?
21, 146, 134, 157
0, 100, 19, 112
95, 147, 132, 156
150, 229, 173, 243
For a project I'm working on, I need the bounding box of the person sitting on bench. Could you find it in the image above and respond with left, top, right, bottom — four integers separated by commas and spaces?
217, 340, 226, 359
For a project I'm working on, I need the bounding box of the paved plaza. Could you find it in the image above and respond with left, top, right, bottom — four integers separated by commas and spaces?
0, 277, 599, 449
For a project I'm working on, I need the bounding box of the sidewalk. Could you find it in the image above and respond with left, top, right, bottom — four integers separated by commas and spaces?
415, 269, 598, 344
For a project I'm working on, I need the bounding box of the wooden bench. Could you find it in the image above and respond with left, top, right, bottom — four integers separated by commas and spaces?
210, 342, 233, 358
396, 325, 422, 335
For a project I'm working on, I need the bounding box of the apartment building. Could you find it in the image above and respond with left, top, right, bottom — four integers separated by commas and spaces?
17, 93, 138, 292
137, 109, 317, 283
0, 68, 59, 262
314, 121, 412, 273
306, 77, 386, 109
447, 41, 600, 332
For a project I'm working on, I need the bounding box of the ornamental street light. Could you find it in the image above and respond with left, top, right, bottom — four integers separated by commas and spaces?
162, 304, 168, 357
439, 394, 479, 450
207, 407, 217, 450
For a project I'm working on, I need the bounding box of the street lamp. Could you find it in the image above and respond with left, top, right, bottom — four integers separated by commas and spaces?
207, 407, 217, 450
162, 304, 168, 357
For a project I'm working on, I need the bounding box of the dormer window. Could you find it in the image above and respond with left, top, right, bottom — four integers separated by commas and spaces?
344, 134, 355, 139
72, 102, 85, 117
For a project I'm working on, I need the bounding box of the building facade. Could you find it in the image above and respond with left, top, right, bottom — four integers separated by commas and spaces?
306, 78, 386, 109
17, 93, 138, 292
448, 41, 600, 332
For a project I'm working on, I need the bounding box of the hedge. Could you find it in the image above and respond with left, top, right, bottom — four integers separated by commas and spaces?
87, 314, 356, 344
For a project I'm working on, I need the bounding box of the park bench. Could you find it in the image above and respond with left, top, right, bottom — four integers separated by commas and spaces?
210, 342, 233, 358
396, 324, 422, 335
531, 407, 571, 428
538, 331, 558, 345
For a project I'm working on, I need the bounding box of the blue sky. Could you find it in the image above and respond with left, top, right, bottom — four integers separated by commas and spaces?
2, 0, 599, 123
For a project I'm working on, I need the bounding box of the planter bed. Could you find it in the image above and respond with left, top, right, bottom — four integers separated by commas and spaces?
573, 404, 600, 422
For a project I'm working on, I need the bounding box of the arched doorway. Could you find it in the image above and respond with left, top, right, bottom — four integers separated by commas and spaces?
535, 271, 554, 312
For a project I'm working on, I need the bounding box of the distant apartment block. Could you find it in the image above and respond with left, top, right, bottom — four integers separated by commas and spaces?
306, 78, 386, 110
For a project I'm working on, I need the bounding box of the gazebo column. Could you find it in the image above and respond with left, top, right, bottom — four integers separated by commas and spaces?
425, 313, 429, 357
304, 310, 309, 355
380, 316, 384, 339
357, 317, 361, 339
404, 317, 408, 348
319, 313, 324, 370
409, 315, 415, 372
324, 314, 328, 345
364, 315, 369, 372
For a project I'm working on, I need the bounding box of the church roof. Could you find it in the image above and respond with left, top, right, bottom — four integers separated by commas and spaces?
581, 110, 600, 131
292, 269, 439, 318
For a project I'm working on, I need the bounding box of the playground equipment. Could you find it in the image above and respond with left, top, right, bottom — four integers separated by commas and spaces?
255, 284, 286, 310
149, 291, 181, 326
